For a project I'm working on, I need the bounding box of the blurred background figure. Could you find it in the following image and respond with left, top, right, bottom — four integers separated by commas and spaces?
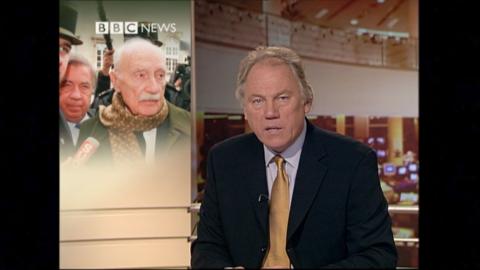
94, 48, 114, 98
60, 54, 96, 149
165, 57, 191, 111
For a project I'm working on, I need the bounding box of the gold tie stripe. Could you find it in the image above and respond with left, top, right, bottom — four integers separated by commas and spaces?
263, 155, 290, 268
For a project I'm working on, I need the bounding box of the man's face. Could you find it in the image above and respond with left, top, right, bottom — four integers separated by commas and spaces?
60, 64, 93, 123
243, 60, 311, 153
111, 47, 166, 116
59, 37, 72, 83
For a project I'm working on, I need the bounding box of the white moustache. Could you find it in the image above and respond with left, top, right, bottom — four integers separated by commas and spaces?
139, 93, 161, 101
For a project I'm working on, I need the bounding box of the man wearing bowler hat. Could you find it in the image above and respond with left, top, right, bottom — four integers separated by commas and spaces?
59, 4, 83, 82
60, 3, 84, 162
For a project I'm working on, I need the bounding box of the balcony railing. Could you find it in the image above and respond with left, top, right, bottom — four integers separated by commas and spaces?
195, 0, 418, 70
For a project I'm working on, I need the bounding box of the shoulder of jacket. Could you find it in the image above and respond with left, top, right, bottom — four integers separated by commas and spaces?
311, 124, 373, 159
167, 101, 191, 136
78, 115, 108, 143
210, 132, 257, 155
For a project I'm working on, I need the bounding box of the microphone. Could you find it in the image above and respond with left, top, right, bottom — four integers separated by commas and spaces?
258, 194, 269, 203
71, 137, 100, 166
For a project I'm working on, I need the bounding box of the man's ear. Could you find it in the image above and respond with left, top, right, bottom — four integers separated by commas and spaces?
243, 103, 248, 120
110, 71, 119, 93
304, 100, 312, 114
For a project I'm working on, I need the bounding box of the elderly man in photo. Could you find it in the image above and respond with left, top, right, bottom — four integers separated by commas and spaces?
77, 38, 190, 166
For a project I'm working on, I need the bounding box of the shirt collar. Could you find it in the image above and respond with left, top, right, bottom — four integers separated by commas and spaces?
67, 114, 90, 128
264, 118, 307, 167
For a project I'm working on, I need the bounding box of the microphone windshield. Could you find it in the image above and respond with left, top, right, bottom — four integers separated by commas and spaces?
72, 137, 100, 166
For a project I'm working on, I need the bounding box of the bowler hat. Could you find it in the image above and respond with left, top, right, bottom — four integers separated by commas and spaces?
60, 4, 83, 45
124, 22, 163, 47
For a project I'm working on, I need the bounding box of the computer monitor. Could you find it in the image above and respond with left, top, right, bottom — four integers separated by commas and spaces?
410, 173, 418, 182
376, 137, 385, 145
397, 166, 407, 175
408, 163, 418, 172
367, 137, 375, 145
399, 192, 418, 204
376, 150, 387, 158
383, 163, 396, 176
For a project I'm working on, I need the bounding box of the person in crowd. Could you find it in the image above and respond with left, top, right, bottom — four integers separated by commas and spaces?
94, 48, 115, 98
60, 54, 96, 151
59, 3, 83, 161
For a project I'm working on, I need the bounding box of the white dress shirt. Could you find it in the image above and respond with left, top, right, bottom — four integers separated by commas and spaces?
143, 128, 157, 164
66, 114, 90, 146
263, 119, 307, 206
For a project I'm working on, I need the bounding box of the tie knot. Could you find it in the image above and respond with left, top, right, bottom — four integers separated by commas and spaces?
273, 155, 285, 168
74, 123, 81, 129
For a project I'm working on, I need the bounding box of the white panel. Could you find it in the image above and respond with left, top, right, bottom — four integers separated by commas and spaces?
60, 238, 190, 269
60, 208, 190, 241
196, 43, 246, 114
196, 42, 418, 117
304, 60, 419, 117
60, 160, 191, 210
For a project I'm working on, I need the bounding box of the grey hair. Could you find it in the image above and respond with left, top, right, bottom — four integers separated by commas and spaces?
235, 46, 313, 105
113, 37, 166, 72
66, 53, 97, 90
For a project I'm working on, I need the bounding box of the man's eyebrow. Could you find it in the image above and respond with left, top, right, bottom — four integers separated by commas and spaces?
132, 68, 147, 73
60, 79, 72, 86
276, 90, 292, 96
248, 94, 265, 99
60, 42, 71, 49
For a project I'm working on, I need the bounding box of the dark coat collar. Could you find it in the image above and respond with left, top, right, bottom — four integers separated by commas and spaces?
287, 121, 328, 240
245, 120, 329, 239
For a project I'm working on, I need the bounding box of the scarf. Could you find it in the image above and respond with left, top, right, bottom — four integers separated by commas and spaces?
99, 92, 169, 165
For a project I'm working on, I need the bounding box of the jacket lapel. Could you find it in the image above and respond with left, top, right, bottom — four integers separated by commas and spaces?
244, 136, 269, 237
287, 122, 328, 240
59, 112, 74, 146
135, 132, 146, 154
156, 125, 180, 155
154, 103, 186, 157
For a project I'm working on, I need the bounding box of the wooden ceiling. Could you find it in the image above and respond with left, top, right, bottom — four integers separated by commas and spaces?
207, 0, 417, 37
287, 0, 415, 34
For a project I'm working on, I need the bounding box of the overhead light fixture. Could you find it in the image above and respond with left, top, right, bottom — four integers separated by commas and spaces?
377, 0, 385, 3
315, 8, 329, 19
387, 18, 399, 28
350, 19, 359, 25
356, 27, 409, 39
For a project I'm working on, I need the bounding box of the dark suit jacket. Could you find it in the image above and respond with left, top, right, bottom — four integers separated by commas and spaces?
59, 111, 74, 162
77, 101, 190, 166
191, 121, 397, 269
59, 109, 98, 161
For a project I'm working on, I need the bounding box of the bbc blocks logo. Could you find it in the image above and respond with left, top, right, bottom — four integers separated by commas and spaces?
95, 21, 176, 34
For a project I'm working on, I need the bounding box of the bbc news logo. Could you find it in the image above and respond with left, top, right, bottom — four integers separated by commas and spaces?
95, 21, 177, 34
96, 21, 137, 34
